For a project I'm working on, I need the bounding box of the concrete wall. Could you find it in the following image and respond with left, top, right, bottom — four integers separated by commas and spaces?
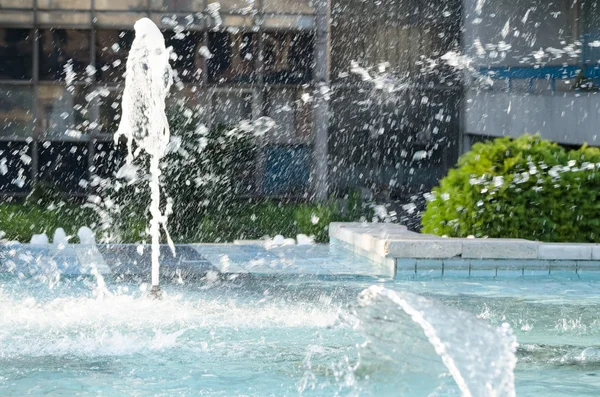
465, 89, 600, 146
463, 0, 577, 67
461, 0, 598, 147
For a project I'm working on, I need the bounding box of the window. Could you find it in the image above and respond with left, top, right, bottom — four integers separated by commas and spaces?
0, 0, 33, 8
212, 90, 252, 127
264, 87, 312, 142
263, 145, 310, 195
165, 31, 204, 82
38, 141, 89, 194
39, 29, 91, 82
208, 32, 256, 84
96, 88, 122, 135
0, 29, 33, 80
38, 84, 92, 139
263, 0, 313, 13
92, 141, 125, 179
263, 32, 313, 84
0, 85, 34, 138
37, 0, 91, 9
150, 0, 204, 11
0, 141, 33, 193
95, 30, 134, 82
95, 0, 147, 10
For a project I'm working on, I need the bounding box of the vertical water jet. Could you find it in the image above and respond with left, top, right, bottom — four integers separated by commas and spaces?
116, 17, 176, 297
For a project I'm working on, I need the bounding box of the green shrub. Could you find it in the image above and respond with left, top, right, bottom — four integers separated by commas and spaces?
195, 201, 298, 243
0, 202, 97, 243
422, 134, 600, 242
295, 202, 342, 242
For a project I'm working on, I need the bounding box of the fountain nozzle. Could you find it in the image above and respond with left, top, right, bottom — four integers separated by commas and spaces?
148, 285, 163, 300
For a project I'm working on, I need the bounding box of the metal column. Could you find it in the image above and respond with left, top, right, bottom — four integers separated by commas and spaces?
311, 0, 331, 201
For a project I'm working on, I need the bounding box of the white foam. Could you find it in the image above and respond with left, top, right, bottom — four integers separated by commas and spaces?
0, 290, 338, 358
296, 234, 315, 245
77, 226, 96, 245
30, 233, 49, 245
52, 228, 68, 245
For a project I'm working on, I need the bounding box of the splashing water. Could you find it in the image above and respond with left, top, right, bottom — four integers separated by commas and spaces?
116, 18, 176, 290
352, 286, 518, 397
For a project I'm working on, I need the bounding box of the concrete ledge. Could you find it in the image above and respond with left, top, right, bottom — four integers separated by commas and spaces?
329, 237, 396, 278
329, 222, 600, 277
462, 239, 538, 259
386, 239, 462, 259
592, 245, 600, 260
539, 243, 592, 260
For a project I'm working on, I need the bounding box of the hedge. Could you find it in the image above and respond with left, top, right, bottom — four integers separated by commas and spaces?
0, 199, 359, 244
421, 134, 600, 242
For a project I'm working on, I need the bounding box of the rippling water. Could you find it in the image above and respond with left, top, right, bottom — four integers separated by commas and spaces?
1, 274, 599, 396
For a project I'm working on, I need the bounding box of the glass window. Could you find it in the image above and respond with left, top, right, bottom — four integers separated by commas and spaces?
208, 32, 256, 84
0, 0, 33, 7
92, 141, 125, 179
37, 0, 91, 9
38, 141, 89, 194
264, 88, 312, 142
94, 12, 147, 26
95, 30, 134, 82
167, 86, 210, 122
262, 145, 310, 196
212, 90, 252, 128
165, 31, 204, 82
0, 11, 34, 25
217, 0, 254, 12
39, 29, 91, 82
263, 32, 313, 84
95, 0, 147, 10
266, 89, 295, 140
0, 29, 33, 80
263, 0, 313, 14
38, 84, 92, 139
0, 85, 34, 138
96, 87, 123, 135
0, 141, 33, 193
37, 11, 91, 25
150, 0, 204, 11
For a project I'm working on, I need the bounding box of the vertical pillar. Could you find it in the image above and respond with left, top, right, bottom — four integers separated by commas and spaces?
458, 0, 469, 157
31, 0, 39, 189
252, 22, 266, 196
311, 0, 330, 201
88, 4, 97, 182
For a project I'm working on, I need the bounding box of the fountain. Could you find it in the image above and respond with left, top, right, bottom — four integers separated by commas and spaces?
3, 14, 597, 397
115, 18, 176, 298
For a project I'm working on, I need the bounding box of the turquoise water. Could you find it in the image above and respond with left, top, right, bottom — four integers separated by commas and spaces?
1, 262, 600, 395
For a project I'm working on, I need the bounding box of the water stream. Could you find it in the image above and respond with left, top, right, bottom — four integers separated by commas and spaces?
115, 18, 176, 293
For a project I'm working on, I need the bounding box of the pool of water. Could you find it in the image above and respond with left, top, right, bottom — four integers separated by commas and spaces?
1, 247, 600, 396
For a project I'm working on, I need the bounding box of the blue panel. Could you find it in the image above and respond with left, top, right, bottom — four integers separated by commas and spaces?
478, 65, 581, 80
263, 145, 310, 195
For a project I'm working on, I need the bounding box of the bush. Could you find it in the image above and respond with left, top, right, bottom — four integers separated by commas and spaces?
295, 202, 342, 242
422, 134, 600, 242
190, 201, 347, 243
0, 198, 358, 244
0, 194, 98, 243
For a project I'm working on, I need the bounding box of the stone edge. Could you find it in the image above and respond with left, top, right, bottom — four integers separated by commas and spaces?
329, 222, 600, 274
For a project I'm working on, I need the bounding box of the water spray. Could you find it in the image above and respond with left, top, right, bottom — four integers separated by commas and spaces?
116, 18, 176, 298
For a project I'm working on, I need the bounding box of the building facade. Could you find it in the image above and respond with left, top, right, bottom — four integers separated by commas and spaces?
0, 0, 321, 198
0, 0, 461, 203
463, 0, 600, 150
